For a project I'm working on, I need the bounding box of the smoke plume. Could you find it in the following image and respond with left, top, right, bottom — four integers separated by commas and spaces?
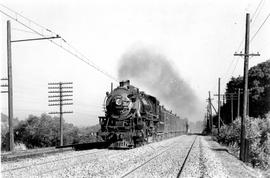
118, 47, 201, 121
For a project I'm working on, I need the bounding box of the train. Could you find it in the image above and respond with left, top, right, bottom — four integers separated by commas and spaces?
98, 80, 188, 149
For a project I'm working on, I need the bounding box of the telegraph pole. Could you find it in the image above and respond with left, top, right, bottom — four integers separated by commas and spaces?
48, 82, 73, 146
234, 13, 260, 162
7, 20, 14, 152
237, 89, 241, 119
240, 13, 250, 162
226, 93, 238, 123
230, 94, 233, 123
225, 93, 239, 123
247, 89, 250, 116
218, 78, 221, 134
208, 91, 213, 133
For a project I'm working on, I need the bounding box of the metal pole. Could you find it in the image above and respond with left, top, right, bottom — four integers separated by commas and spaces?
218, 78, 221, 134
59, 82, 63, 146
7, 21, 14, 152
231, 94, 233, 123
240, 13, 250, 162
237, 89, 240, 119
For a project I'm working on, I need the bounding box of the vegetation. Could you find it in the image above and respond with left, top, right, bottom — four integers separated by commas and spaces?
217, 60, 270, 125
206, 60, 270, 170
1, 113, 100, 151
213, 115, 270, 169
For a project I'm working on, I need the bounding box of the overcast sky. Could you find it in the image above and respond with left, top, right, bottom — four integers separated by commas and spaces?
1, 0, 270, 126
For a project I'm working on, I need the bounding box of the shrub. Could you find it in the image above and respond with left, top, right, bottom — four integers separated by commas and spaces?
214, 116, 270, 170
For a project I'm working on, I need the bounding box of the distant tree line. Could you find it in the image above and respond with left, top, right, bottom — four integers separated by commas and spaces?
1, 113, 100, 151
212, 59, 270, 125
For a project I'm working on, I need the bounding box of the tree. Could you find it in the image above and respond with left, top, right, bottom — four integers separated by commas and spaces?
221, 60, 270, 124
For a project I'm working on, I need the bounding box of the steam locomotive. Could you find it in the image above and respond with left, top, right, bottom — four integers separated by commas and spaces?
98, 80, 187, 148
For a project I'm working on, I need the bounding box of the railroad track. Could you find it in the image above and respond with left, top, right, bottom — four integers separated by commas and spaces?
1, 141, 109, 163
2, 149, 107, 173
37, 149, 124, 176
3, 135, 197, 177
177, 136, 197, 177
1, 147, 72, 162
120, 136, 198, 178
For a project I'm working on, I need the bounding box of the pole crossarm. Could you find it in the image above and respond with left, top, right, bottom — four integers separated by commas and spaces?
49, 111, 73, 114
234, 52, 260, 57
48, 94, 73, 98
48, 86, 73, 89
48, 90, 73, 93
11, 35, 60, 43
48, 99, 73, 102
48, 82, 73, 85
49, 103, 73, 106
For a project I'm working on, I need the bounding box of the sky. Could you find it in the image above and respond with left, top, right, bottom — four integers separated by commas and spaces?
1, 0, 270, 126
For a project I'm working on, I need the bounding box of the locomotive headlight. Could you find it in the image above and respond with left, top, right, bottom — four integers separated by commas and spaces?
115, 98, 122, 105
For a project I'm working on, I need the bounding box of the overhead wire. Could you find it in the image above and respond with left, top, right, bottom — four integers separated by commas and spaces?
250, 12, 270, 43
0, 4, 118, 82
12, 27, 37, 34
209, 0, 267, 112
227, 0, 266, 78
250, 0, 265, 25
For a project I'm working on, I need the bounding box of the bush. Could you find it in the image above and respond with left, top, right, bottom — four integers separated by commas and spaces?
214, 115, 270, 170
1, 114, 102, 151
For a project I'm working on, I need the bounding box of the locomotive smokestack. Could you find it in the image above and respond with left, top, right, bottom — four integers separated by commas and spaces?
111, 82, 113, 92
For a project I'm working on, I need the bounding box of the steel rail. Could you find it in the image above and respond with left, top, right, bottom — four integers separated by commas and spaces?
120, 137, 185, 178
2, 149, 106, 173
177, 136, 198, 177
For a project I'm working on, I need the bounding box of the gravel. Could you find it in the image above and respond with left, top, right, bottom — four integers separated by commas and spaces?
43, 135, 190, 177
203, 136, 262, 178
122, 135, 196, 177
2, 135, 261, 178
181, 136, 230, 177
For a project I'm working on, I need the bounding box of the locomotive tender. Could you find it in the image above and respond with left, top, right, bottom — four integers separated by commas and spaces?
98, 80, 187, 148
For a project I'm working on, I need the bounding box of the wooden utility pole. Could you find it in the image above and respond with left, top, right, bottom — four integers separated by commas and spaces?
48, 82, 73, 146
237, 89, 241, 119
3, 19, 60, 151
208, 91, 213, 133
247, 89, 250, 116
234, 13, 260, 162
59, 83, 63, 146
240, 13, 250, 162
4, 20, 60, 151
230, 94, 234, 123
7, 20, 14, 152
218, 78, 221, 134
226, 93, 238, 123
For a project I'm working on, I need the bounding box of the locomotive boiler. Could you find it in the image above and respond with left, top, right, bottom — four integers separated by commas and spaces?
98, 80, 187, 149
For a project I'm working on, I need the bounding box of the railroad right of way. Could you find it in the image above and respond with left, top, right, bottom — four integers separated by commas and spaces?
2, 135, 261, 178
